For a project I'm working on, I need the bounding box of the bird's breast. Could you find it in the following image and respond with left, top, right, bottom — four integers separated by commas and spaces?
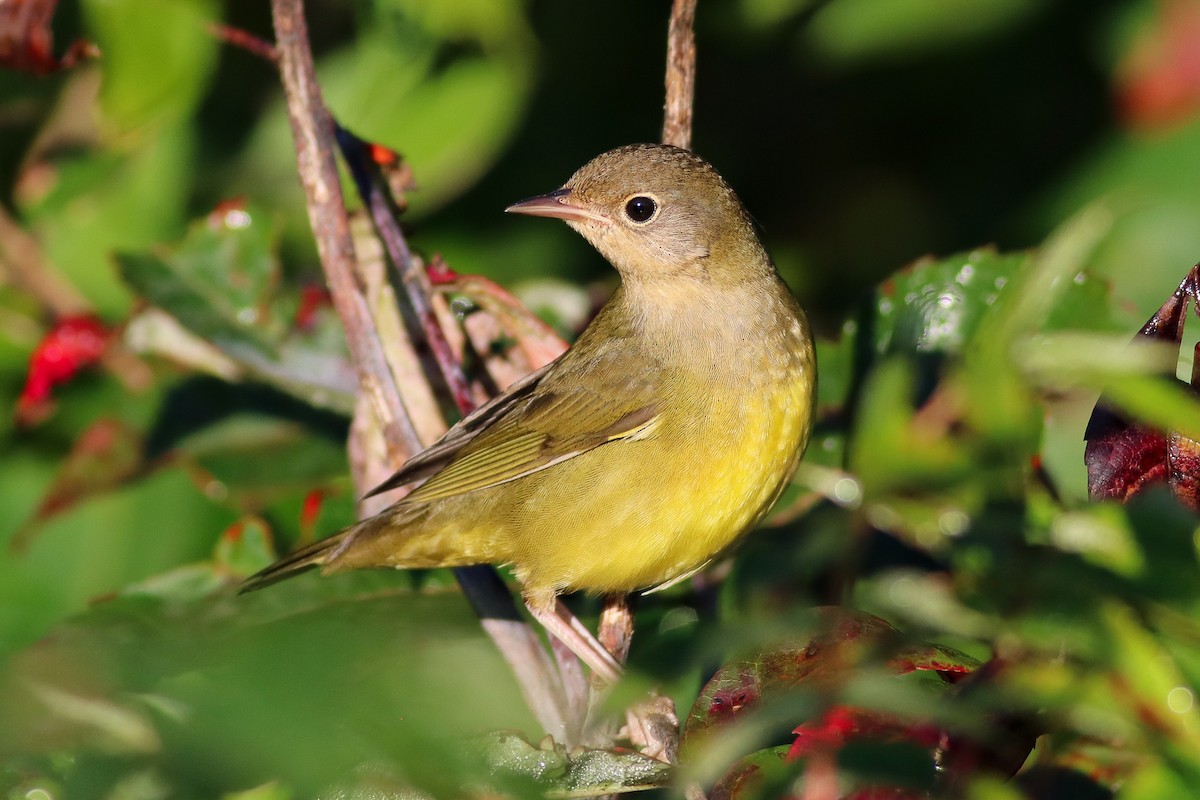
512, 298, 815, 597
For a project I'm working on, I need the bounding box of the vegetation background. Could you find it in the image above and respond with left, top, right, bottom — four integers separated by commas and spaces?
3, 0, 1200, 797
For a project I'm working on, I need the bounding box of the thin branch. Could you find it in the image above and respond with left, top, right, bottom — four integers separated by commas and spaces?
208, 23, 278, 63
336, 128, 476, 413
662, 0, 698, 149
269, 0, 419, 458
337, 128, 584, 742
597, 593, 635, 665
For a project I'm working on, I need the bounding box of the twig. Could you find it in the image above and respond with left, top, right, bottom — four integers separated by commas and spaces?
597, 593, 636, 664
208, 22, 278, 63
336, 128, 476, 413
269, 0, 419, 458
662, 0, 698, 150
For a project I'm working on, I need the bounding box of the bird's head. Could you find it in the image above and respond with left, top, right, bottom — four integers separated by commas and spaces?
506, 144, 765, 285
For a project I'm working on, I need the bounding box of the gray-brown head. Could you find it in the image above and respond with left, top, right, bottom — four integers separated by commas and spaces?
506, 144, 767, 284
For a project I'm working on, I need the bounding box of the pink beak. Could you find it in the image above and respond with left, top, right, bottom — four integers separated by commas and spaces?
505, 188, 607, 224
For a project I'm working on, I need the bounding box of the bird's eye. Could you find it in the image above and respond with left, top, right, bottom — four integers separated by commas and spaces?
624, 195, 658, 224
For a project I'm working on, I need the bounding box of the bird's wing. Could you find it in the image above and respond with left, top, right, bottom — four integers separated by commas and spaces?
362, 362, 554, 499
399, 371, 662, 505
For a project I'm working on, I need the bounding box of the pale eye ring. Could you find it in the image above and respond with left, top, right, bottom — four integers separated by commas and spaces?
623, 194, 659, 224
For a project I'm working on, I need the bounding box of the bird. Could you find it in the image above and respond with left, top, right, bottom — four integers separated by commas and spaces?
241, 143, 816, 683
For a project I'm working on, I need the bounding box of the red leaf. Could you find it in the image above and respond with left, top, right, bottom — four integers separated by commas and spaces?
16, 315, 112, 425
684, 609, 979, 748
426, 254, 461, 286
294, 284, 332, 331
788, 705, 943, 760
1084, 422, 1170, 502
1084, 263, 1200, 509
298, 488, 326, 541
369, 143, 399, 167
0, 0, 97, 75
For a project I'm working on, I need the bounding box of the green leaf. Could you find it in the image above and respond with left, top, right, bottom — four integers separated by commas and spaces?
374, 0, 534, 52
240, 11, 535, 228
0, 586, 533, 795
116, 250, 278, 360
116, 205, 358, 414
25, 125, 198, 316
117, 202, 284, 349
480, 730, 672, 797
871, 246, 1115, 361
82, 0, 220, 129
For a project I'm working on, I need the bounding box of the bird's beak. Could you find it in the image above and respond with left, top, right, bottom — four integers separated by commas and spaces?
505, 188, 608, 224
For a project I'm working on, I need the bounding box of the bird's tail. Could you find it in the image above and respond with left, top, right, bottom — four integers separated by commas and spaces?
238, 530, 350, 594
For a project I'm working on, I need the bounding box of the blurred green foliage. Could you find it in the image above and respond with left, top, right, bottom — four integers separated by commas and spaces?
4, 0, 1200, 797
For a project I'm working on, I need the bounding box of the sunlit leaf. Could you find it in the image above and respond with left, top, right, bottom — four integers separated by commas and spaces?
23, 125, 198, 315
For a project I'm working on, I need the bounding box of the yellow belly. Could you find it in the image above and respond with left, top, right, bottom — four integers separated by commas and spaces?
504, 372, 813, 597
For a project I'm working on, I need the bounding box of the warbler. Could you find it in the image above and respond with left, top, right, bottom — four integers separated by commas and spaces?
242, 144, 816, 680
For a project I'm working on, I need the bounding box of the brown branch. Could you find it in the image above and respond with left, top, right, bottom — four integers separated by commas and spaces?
270, 0, 419, 458
335, 129, 477, 414
662, 0, 698, 149
208, 23, 278, 63
598, 593, 635, 664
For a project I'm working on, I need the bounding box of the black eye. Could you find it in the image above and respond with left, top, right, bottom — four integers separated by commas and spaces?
624, 195, 657, 223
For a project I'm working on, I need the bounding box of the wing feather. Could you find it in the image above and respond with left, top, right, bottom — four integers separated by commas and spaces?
362, 362, 553, 499
365, 338, 664, 507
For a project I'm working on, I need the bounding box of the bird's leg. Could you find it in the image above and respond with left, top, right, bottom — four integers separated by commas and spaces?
623, 693, 680, 762
596, 594, 636, 667
524, 595, 624, 686
527, 594, 679, 760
